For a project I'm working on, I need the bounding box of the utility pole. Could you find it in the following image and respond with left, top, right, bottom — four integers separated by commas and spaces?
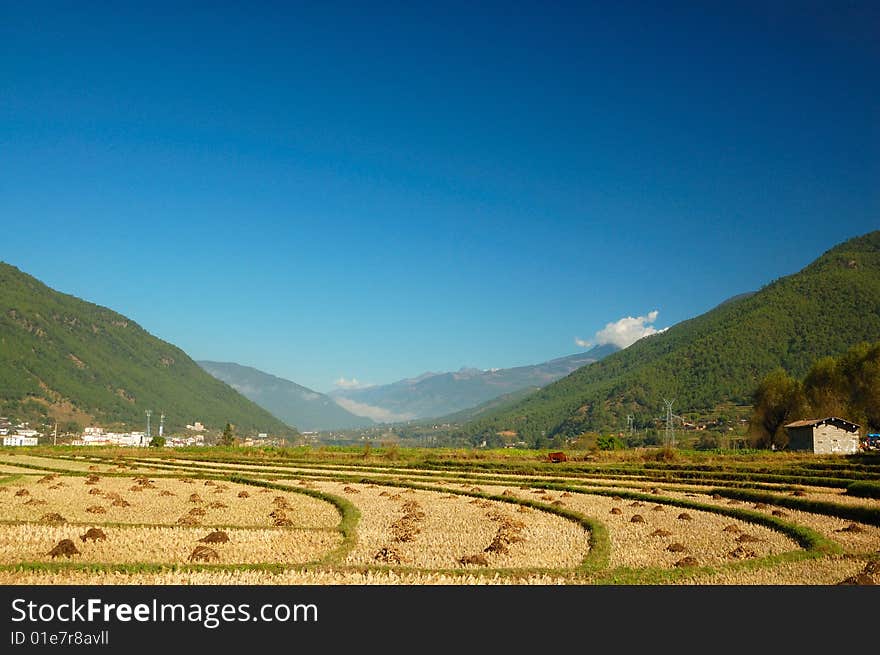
626, 414, 634, 436
159, 413, 165, 438
663, 399, 676, 448
145, 410, 152, 446
53, 422, 57, 446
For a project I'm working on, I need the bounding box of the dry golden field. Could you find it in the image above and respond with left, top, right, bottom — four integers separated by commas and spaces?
1, 447, 878, 585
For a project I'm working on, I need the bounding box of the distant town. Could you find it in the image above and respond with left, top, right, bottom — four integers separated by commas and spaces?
0, 416, 291, 448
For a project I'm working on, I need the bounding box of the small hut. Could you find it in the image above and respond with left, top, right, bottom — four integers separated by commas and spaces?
784, 417, 860, 454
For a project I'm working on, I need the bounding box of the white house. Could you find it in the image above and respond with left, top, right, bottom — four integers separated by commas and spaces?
3, 435, 38, 447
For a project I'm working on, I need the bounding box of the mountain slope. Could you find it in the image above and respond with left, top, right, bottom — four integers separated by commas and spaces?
465, 231, 880, 444
0, 262, 295, 436
198, 361, 373, 431
328, 344, 618, 421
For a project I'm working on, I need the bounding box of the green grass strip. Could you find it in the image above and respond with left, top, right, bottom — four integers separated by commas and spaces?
846, 481, 880, 499
229, 475, 359, 566
711, 487, 880, 526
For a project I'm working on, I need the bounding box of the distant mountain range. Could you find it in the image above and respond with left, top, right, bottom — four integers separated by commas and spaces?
327, 344, 619, 422
197, 361, 373, 431
0, 262, 294, 436
463, 230, 880, 445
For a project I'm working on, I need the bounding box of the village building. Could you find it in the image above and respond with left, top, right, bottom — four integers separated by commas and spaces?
784, 417, 861, 454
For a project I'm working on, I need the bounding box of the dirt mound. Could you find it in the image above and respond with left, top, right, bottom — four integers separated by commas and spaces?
111, 498, 131, 507
630, 515, 645, 523
189, 493, 203, 503
208, 502, 228, 509
677, 513, 692, 521
374, 547, 402, 564
88, 488, 103, 496
721, 525, 741, 534
650, 529, 672, 537
711, 494, 723, 500
86, 505, 106, 514
272, 516, 294, 527
459, 554, 489, 566
198, 531, 230, 544
14, 489, 29, 497
204, 480, 216, 486
48, 539, 80, 558
629, 501, 644, 508
666, 543, 687, 553
753, 502, 768, 509
837, 572, 875, 585
652, 505, 665, 512
791, 490, 807, 497
728, 546, 756, 560
188, 507, 207, 516
188, 546, 219, 562
736, 534, 762, 543
176, 516, 201, 526
610, 507, 623, 515
561, 492, 572, 498
24, 498, 47, 506
39, 513, 66, 524
836, 523, 865, 533
343, 486, 360, 494
38, 475, 57, 484
159, 490, 175, 497
272, 497, 292, 509
80, 528, 107, 542
237, 491, 250, 498
129, 486, 144, 493
268, 508, 288, 519
674, 557, 698, 567
772, 510, 787, 517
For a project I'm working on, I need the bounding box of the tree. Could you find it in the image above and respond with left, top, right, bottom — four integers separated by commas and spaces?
220, 423, 235, 447
748, 369, 807, 449
803, 356, 847, 418
149, 435, 165, 448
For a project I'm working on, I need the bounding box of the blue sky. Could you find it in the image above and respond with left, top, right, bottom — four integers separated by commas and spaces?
1, 1, 877, 392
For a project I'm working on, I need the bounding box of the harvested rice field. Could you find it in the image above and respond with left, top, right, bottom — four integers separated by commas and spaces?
1, 447, 879, 585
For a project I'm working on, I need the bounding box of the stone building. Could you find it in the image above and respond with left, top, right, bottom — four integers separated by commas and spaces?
784, 417, 861, 454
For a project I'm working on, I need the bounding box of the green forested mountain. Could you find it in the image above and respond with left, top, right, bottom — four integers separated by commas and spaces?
198, 361, 373, 431
465, 231, 880, 445
0, 262, 296, 436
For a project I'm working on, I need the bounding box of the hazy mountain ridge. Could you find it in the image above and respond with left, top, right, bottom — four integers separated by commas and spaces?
328, 344, 619, 421
198, 361, 373, 431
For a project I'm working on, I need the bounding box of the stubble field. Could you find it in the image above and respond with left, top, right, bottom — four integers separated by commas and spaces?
0, 446, 878, 585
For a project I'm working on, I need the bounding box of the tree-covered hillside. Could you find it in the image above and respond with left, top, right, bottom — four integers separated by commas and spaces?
0, 262, 296, 436
465, 231, 880, 445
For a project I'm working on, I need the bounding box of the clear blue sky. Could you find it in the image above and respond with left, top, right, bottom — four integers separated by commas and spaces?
2, 1, 877, 392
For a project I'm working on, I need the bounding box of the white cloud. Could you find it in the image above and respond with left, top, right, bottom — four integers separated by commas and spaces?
587, 309, 666, 350
574, 337, 592, 348
333, 377, 371, 390
332, 397, 414, 423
